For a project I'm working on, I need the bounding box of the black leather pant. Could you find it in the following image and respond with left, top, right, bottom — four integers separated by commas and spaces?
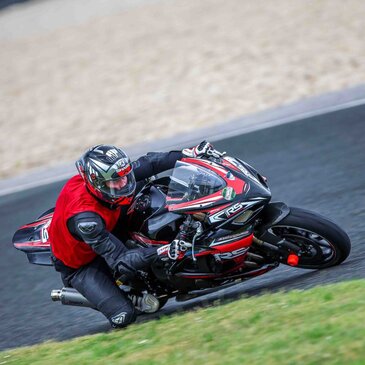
53, 256, 136, 328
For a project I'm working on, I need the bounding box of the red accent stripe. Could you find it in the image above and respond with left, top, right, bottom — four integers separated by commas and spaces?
213, 234, 253, 253
14, 241, 50, 248
131, 232, 169, 245
206, 203, 231, 214
19, 216, 52, 229
167, 190, 223, 211
117, 164, 132, 176
221, 159, 242, 173
38, 213, 53, 220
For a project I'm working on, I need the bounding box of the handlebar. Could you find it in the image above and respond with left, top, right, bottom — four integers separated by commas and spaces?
204, 147, 226, 160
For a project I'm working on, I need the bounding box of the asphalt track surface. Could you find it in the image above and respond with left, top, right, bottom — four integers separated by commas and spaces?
0, 0, 29, 11
1, 105, 364, 350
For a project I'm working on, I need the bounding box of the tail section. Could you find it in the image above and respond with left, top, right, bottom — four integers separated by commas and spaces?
13, 208, 54, 266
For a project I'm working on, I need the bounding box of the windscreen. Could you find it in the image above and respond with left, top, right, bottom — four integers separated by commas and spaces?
166, 161, 226, 204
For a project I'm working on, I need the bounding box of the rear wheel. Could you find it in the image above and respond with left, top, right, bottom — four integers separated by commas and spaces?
271, 207, 351, 269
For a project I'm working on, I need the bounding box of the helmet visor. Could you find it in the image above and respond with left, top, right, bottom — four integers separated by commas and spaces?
100, 170, 136, 199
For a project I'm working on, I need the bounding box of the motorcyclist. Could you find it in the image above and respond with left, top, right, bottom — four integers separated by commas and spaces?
49, 142, 214, 328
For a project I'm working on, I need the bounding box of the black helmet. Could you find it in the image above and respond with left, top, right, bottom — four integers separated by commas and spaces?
76, 145, 136, 205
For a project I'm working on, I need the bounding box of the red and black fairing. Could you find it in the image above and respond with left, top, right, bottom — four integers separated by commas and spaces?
128, 157, 270, 237
12, 208, 53, 266
127, 157, 272, 288
166, 157, 271, 229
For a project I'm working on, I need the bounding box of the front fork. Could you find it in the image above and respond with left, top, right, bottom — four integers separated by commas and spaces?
254, 202, 301, 266
253, 233, 302, 266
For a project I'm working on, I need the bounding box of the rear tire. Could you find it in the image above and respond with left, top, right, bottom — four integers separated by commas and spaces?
271, 207, 351, 269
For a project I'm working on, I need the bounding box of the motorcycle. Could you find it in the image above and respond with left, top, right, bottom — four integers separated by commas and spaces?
13, 147, 351, 313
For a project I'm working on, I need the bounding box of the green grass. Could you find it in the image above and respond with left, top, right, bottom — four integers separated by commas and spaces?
2, 280, 365, 365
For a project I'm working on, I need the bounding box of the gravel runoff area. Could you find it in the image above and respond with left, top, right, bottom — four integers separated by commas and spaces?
0, 0, 365, 179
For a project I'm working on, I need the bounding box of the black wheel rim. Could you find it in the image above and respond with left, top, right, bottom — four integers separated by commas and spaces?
270, 225, 336, 268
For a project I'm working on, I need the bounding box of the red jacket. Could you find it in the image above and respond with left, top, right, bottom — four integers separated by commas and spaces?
49, 175, 121, 268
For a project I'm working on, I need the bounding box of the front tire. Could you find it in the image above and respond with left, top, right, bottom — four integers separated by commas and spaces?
271, 207, 351, 269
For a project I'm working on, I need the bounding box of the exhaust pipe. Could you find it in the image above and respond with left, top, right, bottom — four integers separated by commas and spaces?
51, 287, 96, 309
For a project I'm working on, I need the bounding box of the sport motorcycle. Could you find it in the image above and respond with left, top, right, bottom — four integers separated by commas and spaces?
13, 148, 351, 313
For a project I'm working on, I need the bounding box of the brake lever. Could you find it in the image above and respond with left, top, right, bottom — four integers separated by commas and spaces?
206, 148, 226, 159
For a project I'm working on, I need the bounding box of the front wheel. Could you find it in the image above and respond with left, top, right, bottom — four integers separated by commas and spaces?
270, 207, 351, 269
